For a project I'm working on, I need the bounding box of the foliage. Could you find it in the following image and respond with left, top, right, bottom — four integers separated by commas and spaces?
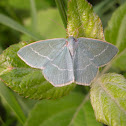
0, 81, 26, 124
25, 92, 102, 126
0, 0, 126, 126
93, 0, 126, 28
90, 73, 126, 126
21, 8, 66, 40
105, 2, 126, 71
67, 0, 104, 40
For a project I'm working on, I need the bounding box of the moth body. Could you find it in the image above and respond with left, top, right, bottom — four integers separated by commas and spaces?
66, 36, 78, 57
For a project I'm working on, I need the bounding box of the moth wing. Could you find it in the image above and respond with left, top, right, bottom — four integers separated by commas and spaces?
74, 43, 98, 85
77, 38, 118, 67
17, 38, 66, 69
43, 46, 74, 87
74, 38, 118, 85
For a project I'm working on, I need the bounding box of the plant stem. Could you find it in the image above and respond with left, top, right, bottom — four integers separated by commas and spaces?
55, 0, 67, 29
30, 0, 37, 32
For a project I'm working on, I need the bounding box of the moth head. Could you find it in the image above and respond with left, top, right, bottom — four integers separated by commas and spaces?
66, 36, 78, 56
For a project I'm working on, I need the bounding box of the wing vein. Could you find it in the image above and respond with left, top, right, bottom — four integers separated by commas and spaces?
30, 47, 53, 61
90, 45, 109, 60
51, 63, 73, 72
75, 63, 92, 71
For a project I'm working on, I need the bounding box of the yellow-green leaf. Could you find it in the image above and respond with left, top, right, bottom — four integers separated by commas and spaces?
90, 73, 126, 126
67, 0, 104, 40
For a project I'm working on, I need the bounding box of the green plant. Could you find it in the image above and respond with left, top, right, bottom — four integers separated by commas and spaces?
0, 0, 126, 126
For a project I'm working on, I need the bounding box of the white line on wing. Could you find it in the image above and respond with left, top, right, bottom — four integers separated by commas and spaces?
30, 47, 53, 61
52, 63, 73, 71
90, 45, 109, 60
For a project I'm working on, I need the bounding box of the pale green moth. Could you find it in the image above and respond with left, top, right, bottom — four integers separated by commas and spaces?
17, 36, 118, 87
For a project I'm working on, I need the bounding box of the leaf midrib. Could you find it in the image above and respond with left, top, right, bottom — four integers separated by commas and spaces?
98, 81, 126, 114
68, 93, 89, 126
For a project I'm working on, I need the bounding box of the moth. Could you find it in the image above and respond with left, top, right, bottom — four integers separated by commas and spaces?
17, 36, 118, 87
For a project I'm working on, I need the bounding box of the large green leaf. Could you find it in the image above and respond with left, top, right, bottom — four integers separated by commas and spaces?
67, 0, 104, 40
24, 92, 102, 126
90, 73, 126, 126
105, 3, 126, 71
21, 8, 66, 41
0, 81, 26, 125
0, 42, 75, 99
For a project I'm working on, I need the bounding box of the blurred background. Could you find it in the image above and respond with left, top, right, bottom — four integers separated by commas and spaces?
0, 0, 125, 125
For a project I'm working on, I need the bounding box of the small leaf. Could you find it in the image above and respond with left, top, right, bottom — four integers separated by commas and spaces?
24, 92, 102, 126
0, 81, 26, 125
67, 0, 104, 40
105, 3, 126, 71
0, 42, 75, 99
90, 73, 126, 126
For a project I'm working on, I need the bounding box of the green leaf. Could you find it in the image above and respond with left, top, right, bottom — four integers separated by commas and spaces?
0, 14, 41, 40
67, 0, 104, 40
21, 8, 66, 41
24, 92, 102, 126
90, 73, 126, 126
104, 3, 126, 71
0, 42, 75, 99
0, 81, 26, 125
